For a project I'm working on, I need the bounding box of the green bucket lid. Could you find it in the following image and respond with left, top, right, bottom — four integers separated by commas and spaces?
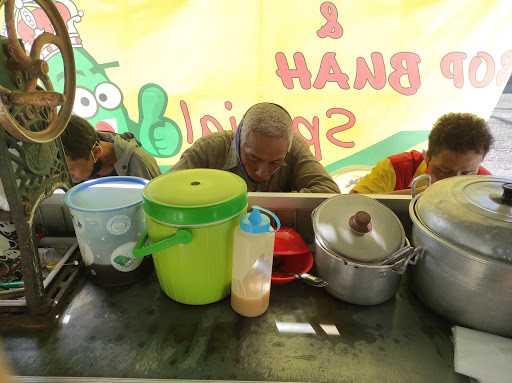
143, 169, 247, 226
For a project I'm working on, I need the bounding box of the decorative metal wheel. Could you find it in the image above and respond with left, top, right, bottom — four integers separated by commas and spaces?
0, 0, 75, 143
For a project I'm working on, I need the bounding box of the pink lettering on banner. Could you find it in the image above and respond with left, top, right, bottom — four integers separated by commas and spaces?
325, 108, 355, 148
469, 51, 495, 88
313, 52, 350, 89
440, 52, 467, 88
388, 52, 422, 96
275, 52, 312, 89
317, 1, 343, 39
292, 116, 322, 160
353, 52, 387, 90
200, 115, 224, 137
180, 99, 194, 144
441, 51, 511, 88
497, 50, 512, 86
224, 100, 239, 130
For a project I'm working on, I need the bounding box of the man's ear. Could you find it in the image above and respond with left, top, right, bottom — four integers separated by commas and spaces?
423, 149, 430, 165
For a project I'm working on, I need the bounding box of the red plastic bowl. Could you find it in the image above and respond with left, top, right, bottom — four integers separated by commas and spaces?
274, 227, 310, 255
271, 251, 314, 285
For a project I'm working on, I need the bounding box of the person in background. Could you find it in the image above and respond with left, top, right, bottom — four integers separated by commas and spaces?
351, 112, 493, 194
172, 102, 340, 193
61, 115, 160, 183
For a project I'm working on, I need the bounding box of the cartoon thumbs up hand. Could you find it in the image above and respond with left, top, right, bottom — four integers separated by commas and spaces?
137, 83, 182, 158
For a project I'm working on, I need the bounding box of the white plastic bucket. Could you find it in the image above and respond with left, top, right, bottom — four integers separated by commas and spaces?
64, 176, 150, 286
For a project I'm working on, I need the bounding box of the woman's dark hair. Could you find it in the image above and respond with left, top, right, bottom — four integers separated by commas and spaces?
60, 115, 98, 160
427, 113, 493, 158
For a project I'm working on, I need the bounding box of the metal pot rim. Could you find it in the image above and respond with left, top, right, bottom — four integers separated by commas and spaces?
313, 223, 406, 266
410, 176, 512, 264
314, 239, 409, 271
410, 196, 512, 267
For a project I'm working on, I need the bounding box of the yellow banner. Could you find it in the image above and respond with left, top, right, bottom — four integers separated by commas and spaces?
4, 0, 511, 172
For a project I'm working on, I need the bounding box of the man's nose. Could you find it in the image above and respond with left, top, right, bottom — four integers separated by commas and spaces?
255, 164, 271, 178
255, 167, 266, 177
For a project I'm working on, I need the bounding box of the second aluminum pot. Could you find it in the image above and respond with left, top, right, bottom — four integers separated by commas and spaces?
312, 194, 420, 305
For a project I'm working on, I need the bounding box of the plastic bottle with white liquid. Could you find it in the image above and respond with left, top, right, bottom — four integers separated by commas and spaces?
231, 206, 280, 317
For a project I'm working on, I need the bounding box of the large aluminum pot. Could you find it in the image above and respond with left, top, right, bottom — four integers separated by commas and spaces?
410, 176, 512, 336
313, 194, 419, 305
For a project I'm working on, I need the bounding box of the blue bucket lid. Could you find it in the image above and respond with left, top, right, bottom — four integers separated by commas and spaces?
64, 176, 148, 213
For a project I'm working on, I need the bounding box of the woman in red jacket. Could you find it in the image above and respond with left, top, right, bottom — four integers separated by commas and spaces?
352, 112, 493, 194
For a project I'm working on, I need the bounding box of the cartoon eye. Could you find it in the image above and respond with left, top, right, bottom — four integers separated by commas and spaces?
95, 82, 122, 110
5, 249, 20, 259
73, 87, 98, 118
0, 222, 16, 234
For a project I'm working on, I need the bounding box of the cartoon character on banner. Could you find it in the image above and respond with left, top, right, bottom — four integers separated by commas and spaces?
0, 222, 17, 255
0, 222, 21, 282
3, 0, 182, 159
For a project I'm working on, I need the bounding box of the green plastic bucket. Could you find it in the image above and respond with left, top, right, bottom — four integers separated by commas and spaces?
133, 169, 247, 305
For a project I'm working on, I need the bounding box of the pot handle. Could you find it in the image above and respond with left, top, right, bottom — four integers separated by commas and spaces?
391, 246, 425, 274
132, 229, 193, 257
411, 174, 432, 197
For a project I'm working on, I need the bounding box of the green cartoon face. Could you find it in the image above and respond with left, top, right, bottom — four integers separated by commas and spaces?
48, 47, 130, 134
47, 47, 182, 158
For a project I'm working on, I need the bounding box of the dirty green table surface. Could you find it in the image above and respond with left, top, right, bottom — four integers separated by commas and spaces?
2, 273, 467, 383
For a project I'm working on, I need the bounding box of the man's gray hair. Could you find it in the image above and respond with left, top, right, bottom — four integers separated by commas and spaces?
240, 103, 293, 148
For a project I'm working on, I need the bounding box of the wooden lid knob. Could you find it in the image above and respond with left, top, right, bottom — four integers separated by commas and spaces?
349, 211, 372, 234
502, 183, 512, 206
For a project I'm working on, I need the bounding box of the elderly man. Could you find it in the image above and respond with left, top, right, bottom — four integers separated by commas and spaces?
351, 112, 493, 194
172, 103, 340, 193
61, 115, 160, 183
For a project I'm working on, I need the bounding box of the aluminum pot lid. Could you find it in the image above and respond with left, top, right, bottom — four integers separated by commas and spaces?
414, 176, 512, 263
312, 194, 405, 263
